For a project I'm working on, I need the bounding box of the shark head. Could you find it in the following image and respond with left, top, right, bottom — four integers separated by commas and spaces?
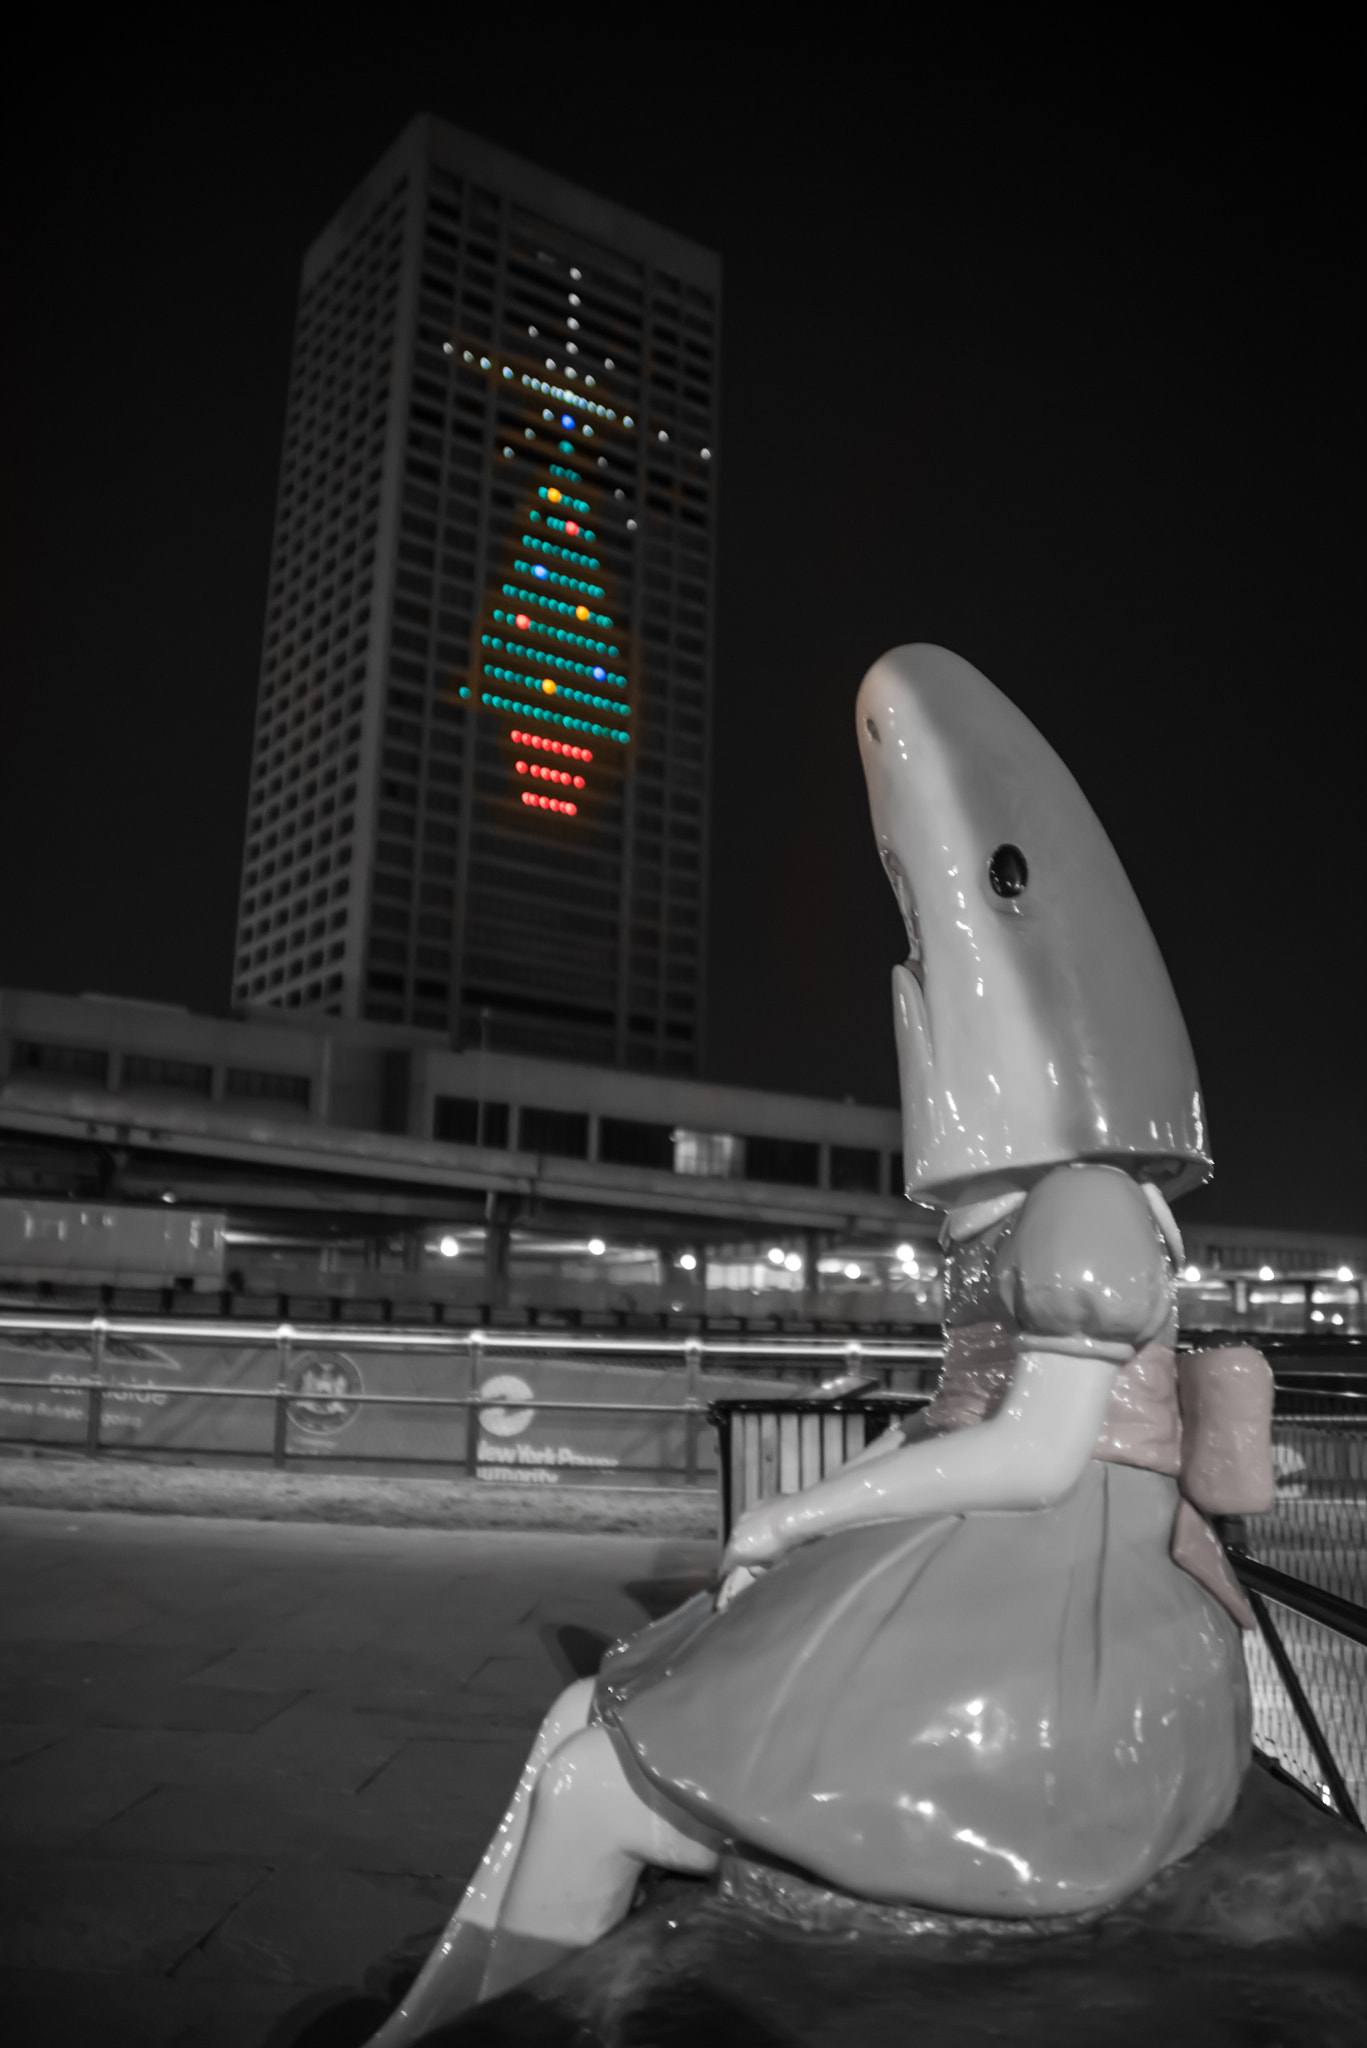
856, 643, 1211, 1208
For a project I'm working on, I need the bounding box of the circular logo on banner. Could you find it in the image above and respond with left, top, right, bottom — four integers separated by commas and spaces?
287, 1352, 363, 1435
479, 1373, 534, 1437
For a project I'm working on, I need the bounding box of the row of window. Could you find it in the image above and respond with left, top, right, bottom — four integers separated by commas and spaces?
427, 1097, 884, 1191
6, 1040, 312, 1108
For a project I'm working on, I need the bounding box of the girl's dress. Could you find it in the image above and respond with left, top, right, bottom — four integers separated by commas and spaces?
594, 1164, 1274, 1919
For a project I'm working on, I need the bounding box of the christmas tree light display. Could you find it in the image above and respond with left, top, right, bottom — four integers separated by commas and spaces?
447, 287, 635, 828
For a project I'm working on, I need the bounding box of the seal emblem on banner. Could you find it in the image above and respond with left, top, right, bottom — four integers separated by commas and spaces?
287, 1351, 363, 1435
478, 1373, 534, 1437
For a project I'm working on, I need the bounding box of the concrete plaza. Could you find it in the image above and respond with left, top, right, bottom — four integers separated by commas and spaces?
0, 1503, 714, 2046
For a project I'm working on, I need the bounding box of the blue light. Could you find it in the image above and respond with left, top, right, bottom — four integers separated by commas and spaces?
560, 413, 576, 429
592, 666, 606, 681
533, 566, 548, 579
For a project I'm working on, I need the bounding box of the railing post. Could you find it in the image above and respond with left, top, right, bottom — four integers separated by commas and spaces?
683, 1337, 703, 1487
465, 1329, 483, 1478
272, 1326, 292, 1469
1246, 1586, 1362, 1828
84, 1319, 106, 1458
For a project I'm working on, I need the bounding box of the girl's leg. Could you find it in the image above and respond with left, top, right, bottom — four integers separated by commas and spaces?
366, 1676, 596, 2046
479, 1722, 719, 2001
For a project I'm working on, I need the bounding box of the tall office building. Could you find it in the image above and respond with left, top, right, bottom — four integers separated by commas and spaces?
233, 115, 720, 1072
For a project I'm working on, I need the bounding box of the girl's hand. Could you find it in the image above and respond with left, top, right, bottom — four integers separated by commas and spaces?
714, 1564, 761, 1610
722, 1499, 789, 1572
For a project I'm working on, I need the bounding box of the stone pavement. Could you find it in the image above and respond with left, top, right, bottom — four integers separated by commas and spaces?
0, 1504, 714, 2047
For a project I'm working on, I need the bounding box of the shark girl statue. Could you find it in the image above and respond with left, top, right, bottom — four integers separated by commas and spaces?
370, 644, 1273, 2039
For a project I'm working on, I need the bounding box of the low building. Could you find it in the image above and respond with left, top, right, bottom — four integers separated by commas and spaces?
0, 988, 934, 1329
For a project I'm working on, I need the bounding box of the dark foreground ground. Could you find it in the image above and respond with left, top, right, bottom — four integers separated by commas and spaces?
2, 1502, 1365, 2048
0, 1503, 712, 2047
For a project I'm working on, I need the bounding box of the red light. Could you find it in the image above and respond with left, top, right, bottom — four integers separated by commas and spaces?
515, 760, 527, 774
573, 775, 584, 788
515, 614, 530, 629
565, 521, 579, 536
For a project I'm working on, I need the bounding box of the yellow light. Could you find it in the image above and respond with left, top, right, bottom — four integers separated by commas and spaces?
547, 487, 562, 502
543, 679, 556, 694
575, 604, 589, 620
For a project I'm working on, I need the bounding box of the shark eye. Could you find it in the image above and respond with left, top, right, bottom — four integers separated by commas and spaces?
988, 844, 1029, 898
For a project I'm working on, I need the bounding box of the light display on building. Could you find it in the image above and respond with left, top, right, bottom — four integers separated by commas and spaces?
451, 288, 635, 830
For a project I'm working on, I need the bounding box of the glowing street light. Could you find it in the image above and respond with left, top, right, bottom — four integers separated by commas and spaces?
439, 1236, 459, 1258
588, 1238, 606, 1256
679, 1252, 697, 1271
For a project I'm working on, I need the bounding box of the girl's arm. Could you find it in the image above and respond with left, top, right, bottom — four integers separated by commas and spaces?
722, 1349, 1118, 1569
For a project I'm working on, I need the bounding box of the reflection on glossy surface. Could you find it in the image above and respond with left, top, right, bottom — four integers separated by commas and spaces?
600, 1460, 1250, 1916
857, 644, 1211, 1205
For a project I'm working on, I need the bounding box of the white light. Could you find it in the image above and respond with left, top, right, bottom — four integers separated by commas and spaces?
679, 1252, 697, 1271
1332, 1313, 1345, 1325
570, 266, 582, 280
528, 326, 538, 337
502, 446, 513, 458
524, 428, 535, 439
545, 358, 555, 370
1336, 1264, 1354, 1282
896, 1243, 915, 1262
626, 518, 637, 530
439, 1235, 459, 1258
588, 1238, 606, 1256
658, 429, 669, 442
844, 1263, 861, 1280
1182, 1264, 1202, 1284
1258, 1265, 1275, 1282
767, 1247, 785, 1266
701, 447, 711, 459
502, 366, 513, 379
623, 416, 634, 427
567, 317, 579, 331
568, 293, 581, 306
463, 350, 473, 362
479, 357, 491, 369
784, 1251, 802, 1273
1311, 1309, 1325, 1323
605, 356, 615, 369
442, 341, 453, 355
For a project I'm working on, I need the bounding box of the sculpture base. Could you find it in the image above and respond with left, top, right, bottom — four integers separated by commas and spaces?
366, 1760, 1367, 2047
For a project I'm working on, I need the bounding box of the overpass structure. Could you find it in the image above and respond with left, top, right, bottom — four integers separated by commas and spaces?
0, 989, 935, 1329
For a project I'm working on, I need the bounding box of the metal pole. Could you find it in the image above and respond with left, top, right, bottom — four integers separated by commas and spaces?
683, 1336, 702, 1487
464, 1330, 483, 1478
1247, 1587, 1362, 1827
84, 1319, 106, 1458
273, 1329, 292, 1470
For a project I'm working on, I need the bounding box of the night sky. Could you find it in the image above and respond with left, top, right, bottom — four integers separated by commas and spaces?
3, 41, 1361, 1233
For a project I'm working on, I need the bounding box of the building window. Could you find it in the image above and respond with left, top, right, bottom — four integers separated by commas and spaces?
9, 1040, 109, 1085
599, 1116, 674, 1172
123, 1054, 213, 1097
743, 1135, 820, 1188
672, 1129, 741, 1178
224, 1068, 312, 1108
829, 1145, 881, 1195
518, 1104, 589, 1159
434, 1095, 509, 1148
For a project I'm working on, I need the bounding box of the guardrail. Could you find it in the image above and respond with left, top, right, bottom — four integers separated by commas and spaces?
0, 1311, 943, 1486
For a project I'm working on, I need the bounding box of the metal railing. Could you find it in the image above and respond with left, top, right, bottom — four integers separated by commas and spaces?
0, 1310, 942, 1486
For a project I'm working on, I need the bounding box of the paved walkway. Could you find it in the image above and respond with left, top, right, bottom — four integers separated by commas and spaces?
0, 1505, 714, 2047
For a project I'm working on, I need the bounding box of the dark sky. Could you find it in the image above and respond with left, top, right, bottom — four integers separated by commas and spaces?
2, 37, 1362, 1233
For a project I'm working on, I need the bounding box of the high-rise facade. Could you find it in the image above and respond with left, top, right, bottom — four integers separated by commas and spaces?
233, 115, 720, 1072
